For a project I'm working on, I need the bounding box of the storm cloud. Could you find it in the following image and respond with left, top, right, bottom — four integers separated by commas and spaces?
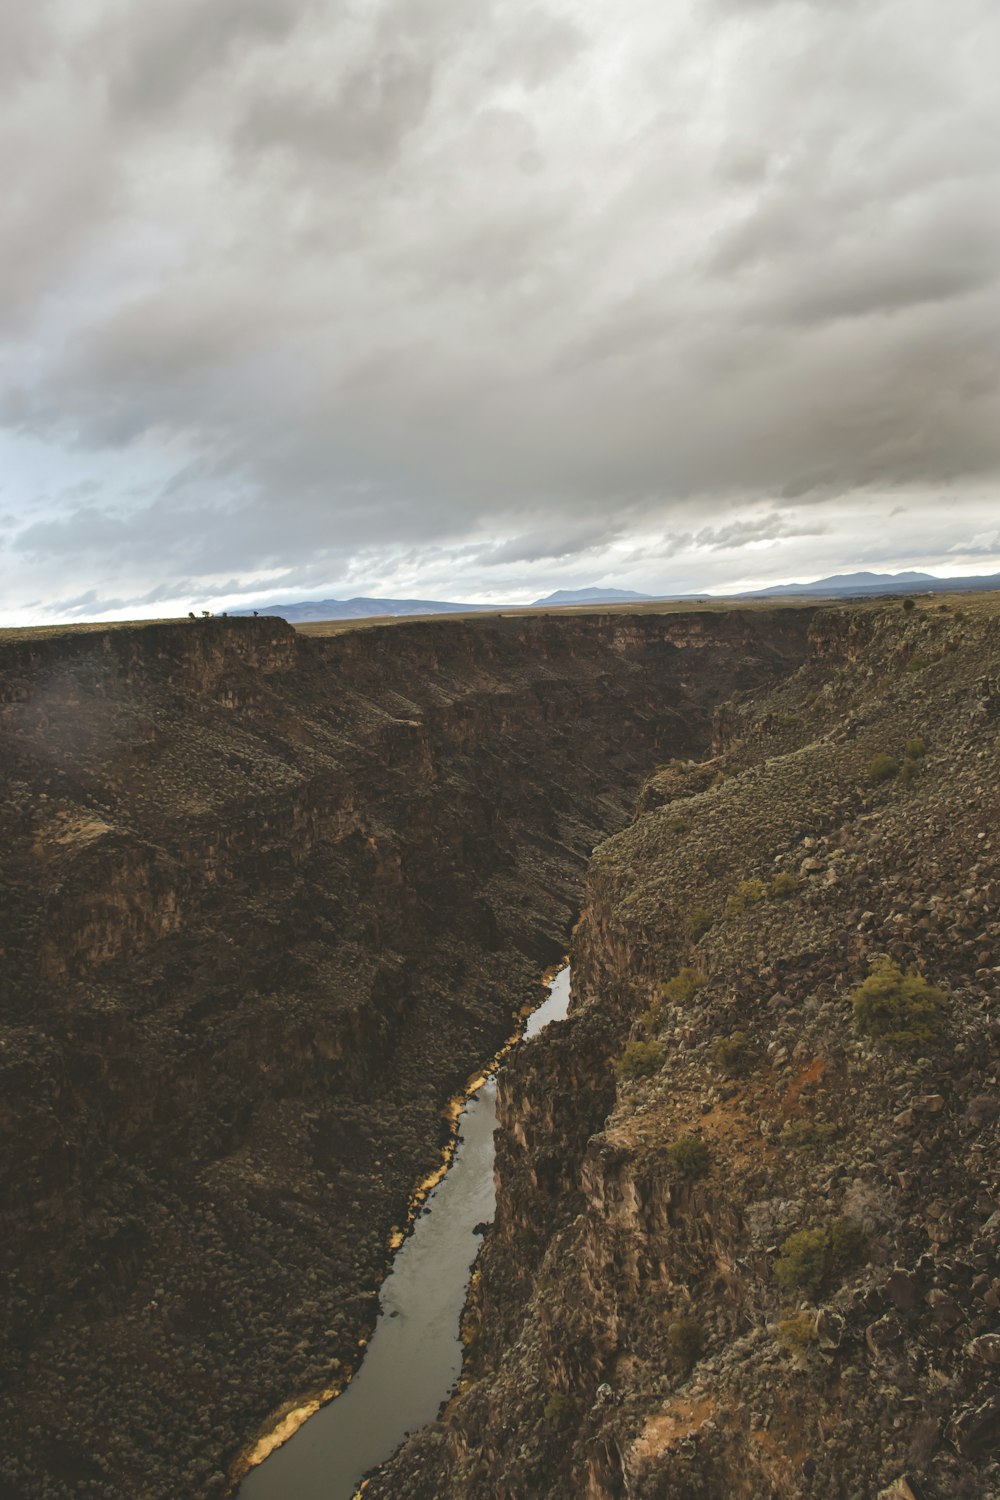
1, 0, 998, 622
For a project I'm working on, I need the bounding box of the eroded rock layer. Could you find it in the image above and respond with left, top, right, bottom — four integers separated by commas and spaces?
369, 597, 1000, 1500
0, 609, 811, 1499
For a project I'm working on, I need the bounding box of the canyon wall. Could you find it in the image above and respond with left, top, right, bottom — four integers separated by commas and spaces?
0, 608, 813, 1499
368, 599, 1000, 1500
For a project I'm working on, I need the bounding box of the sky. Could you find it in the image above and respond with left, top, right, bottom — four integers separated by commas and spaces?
1, 0, 999, 624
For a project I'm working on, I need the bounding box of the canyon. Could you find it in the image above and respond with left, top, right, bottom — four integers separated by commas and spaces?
0, 606, 813, 1499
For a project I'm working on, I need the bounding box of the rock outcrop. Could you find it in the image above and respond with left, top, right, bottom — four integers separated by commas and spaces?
368, 597, 1000, 1500
0, 608, 812, 1499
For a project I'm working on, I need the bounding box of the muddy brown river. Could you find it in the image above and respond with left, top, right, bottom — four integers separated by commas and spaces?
239, 966, 571, 1500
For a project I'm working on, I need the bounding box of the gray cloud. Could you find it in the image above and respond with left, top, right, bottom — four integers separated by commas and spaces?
235, 50, 436, 170
95, 0, 310, 118
693, 515, 829, 551
1, 0, 999, 621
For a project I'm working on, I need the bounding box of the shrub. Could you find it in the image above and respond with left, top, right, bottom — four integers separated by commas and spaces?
902, 596, 916, 611
850, 958, 947, 1047
661, 967, 704, 1005
615, 1039, 665, 1083
770, 872, 800, 899
904, 735, 926, 760
774, 1219, 866, 1293
726, 878, 766, 916
669, 817, 691, 834
773, 1228, 829, 1292
711, 1030, 756, 1075
666, 1316, 703, 1372
685, 907, 714, 941
829, 1215, 866, 1272
777, 1310, 818, 1355
868, 753, 899, 785
667, 1136, 711, 1179
543, 1391, 576, 1427
638, 1004, 663, 1035
779, 1119, 838, 1151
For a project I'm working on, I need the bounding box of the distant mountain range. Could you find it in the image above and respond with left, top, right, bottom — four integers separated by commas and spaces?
234, 586, 661, 622
531, 587, 655, 606
236, 571, 1000, 623
738, 569, 1000, 597
741, 570, 938, 597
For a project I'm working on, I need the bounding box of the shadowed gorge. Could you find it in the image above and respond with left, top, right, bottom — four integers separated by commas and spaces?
0, 609, 814, 1499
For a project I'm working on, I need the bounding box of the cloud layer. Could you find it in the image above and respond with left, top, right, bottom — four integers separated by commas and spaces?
2, 0, 999, 620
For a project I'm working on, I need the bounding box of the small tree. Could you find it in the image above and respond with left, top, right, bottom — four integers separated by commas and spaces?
773, 1229, 828, 1293
666, 1316, 703, 1373
685, 907, 714, 941
615, 1040, 665, 1083
661, 967, 703, 1005
777, 1310, 818, 1355
667, 1136, 711, 1179
711, 1030, 756, 1075
850, 959, 946, 1047
868, 753, 898, 785
774, 1218, 865, 1293
727, 878, 766, 916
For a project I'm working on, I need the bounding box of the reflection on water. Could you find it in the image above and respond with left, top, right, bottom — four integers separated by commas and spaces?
239, 966, 571, 1500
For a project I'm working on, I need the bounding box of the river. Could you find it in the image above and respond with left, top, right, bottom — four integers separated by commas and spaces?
238, 965, 571, 1500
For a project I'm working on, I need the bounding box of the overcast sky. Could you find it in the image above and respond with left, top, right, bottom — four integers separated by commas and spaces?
1, 0, 998, 623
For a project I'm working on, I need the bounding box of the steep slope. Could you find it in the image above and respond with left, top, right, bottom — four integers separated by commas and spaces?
369, 597, 1000, 1500
0, 608, 812, 1499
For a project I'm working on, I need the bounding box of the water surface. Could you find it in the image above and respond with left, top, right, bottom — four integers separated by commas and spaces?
239, 965, 570, 1500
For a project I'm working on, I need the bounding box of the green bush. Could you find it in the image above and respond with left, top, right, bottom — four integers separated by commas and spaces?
773, 1228, 829, 1292
770, 872, 801, 899
829, 1215, 866, 1271
777, 1310, 818, 1355
638, 1003, 663, 1035
660, 966, 704, 1005
726, 878, 767, 916
685, 907, 714, 941
868, 753, 899, 785
666, 1316, 703, 1372
667, 1136, 711, 1179
774, 1219, 865, 1293
615, 1039, 665, 1083
899, 734, 927, 784
778, 1119, 838, 1151
850, 958, 947, 1047
711, 1030, 756, 1075
543, 1391, 576, 1427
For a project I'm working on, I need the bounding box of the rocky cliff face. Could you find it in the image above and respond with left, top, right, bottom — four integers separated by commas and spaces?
367, 598, 1000, 1500
0, 608, 813, 1499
